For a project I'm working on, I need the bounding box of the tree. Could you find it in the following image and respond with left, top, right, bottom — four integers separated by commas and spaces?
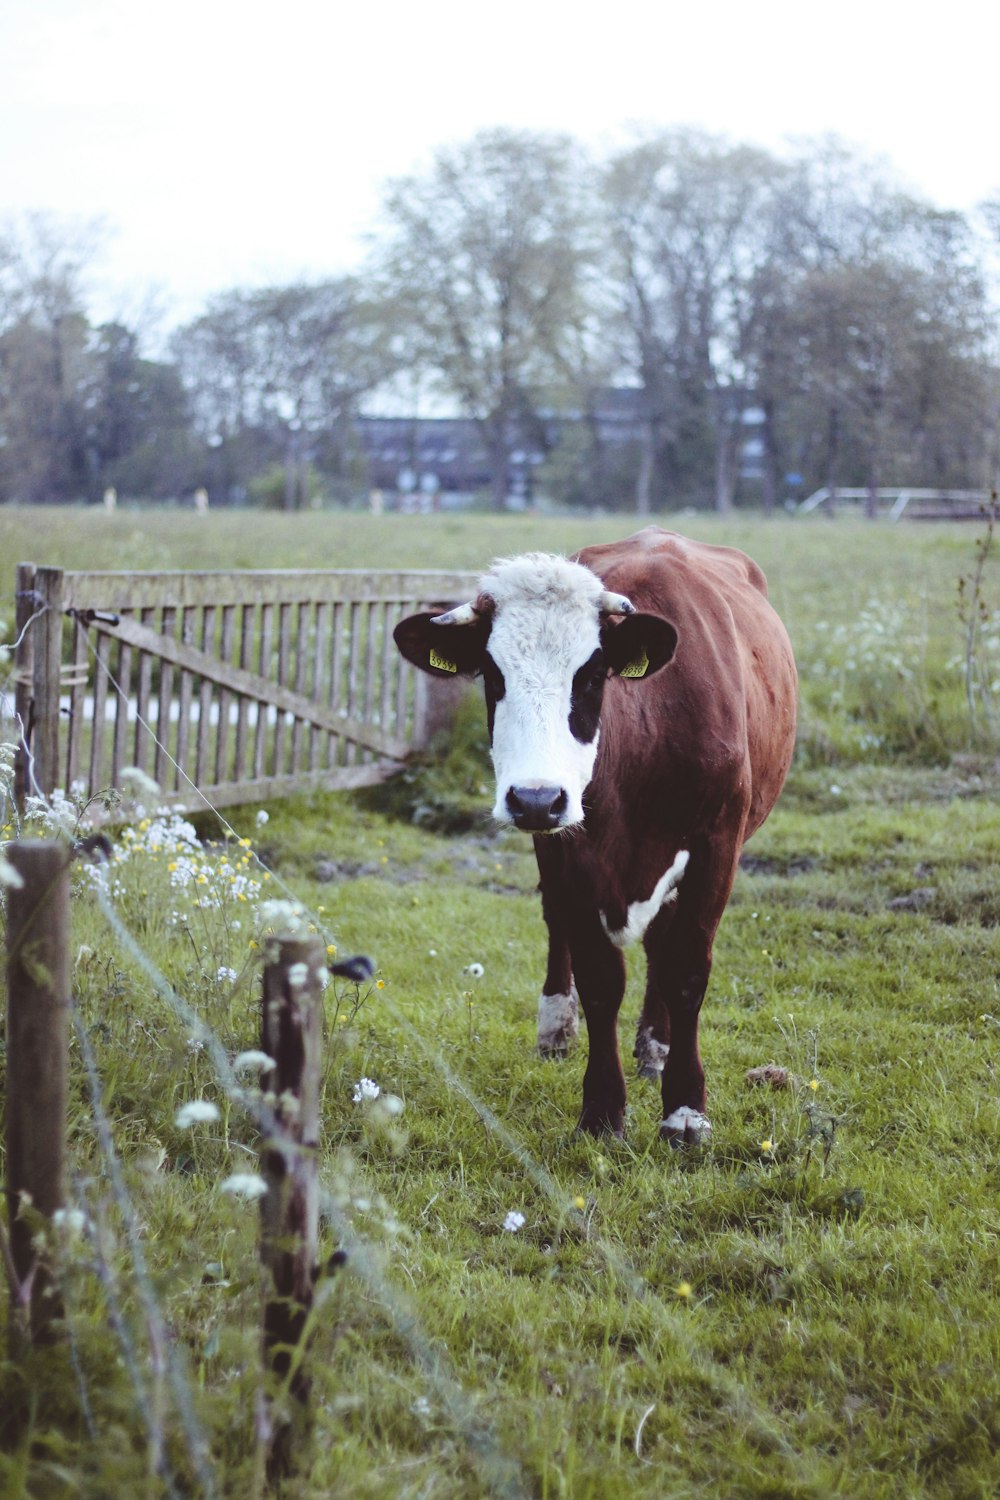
0, 214, 104, 502
374, 128, 596, 510
172, 278, 398, 507
602, 130, 788, 513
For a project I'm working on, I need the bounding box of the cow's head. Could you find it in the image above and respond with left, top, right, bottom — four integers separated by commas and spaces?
394, 555, 677, 832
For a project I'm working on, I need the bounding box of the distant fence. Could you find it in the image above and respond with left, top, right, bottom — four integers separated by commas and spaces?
11, 564, 477, 813
798, 487, 992, 520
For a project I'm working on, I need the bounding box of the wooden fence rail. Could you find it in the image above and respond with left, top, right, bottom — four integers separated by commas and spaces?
11, 564, 477, 815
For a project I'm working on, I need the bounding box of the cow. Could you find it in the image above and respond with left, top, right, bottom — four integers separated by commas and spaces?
394, 527, 797, 1144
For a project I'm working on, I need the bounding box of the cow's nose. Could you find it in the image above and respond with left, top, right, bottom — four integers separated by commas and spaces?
505, 783, 568, 831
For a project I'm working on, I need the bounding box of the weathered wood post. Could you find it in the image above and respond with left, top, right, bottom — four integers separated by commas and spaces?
13, 563, 65, 805
260, 934, 325, 1481
4, 840, 70, 1344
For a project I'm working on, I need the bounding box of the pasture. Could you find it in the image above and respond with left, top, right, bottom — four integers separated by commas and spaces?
2, 507, 1000, 1498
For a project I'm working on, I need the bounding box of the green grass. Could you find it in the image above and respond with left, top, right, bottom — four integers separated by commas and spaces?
2, 509, 1000, 1497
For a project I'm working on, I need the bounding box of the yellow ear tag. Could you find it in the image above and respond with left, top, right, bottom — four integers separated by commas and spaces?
429, 647, 458, 673
619, 650, 649, 679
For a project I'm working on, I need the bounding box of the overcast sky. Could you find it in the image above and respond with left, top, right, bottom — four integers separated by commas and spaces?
3, 0, 998, 336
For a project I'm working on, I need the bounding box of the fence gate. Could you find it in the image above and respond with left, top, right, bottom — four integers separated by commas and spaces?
12, 564, 477, 814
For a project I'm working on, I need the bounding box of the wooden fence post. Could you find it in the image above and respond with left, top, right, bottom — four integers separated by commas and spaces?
4, 840, 70, 1344
13, 563, 65, 804
260, 934, 325, 1481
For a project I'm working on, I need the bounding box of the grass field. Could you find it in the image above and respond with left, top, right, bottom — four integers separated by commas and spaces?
2, 507, 1000, 1498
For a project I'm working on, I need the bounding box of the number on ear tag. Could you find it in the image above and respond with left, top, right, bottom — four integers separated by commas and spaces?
619, 650, 649, 679
429, 648, 458, 673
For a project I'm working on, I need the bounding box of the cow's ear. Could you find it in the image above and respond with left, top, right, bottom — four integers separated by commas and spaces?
393, 611, 489, 678
602, 613, 678, 680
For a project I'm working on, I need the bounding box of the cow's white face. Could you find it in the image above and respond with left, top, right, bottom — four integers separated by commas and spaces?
393, 552, 679, 835
479, 556, 608, 831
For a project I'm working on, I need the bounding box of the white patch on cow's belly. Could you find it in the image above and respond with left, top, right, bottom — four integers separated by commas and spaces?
537, 987, 579, 1053
600, 850, 690, 948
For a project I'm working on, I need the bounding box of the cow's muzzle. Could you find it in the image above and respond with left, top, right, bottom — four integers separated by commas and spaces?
505, 782, 569, 832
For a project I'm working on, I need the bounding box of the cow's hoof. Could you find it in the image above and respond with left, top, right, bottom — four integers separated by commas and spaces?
634, 1026, 669, 1081
576, 1110, 626, 1140
537, 988, 579, 1057
660, 1107, 712, 1148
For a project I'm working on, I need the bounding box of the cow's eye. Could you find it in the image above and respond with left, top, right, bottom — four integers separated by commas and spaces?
482, 651, 506, 739
569, 649, 606, 744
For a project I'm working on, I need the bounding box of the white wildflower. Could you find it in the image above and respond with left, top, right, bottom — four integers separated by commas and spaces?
52, 1207, 89, 1239
220, 1173, 268, 1200
256, 809, 269, 827
175, 1099, 220, 1128
0, 852, 24, 890
503, 1211, 526, 1233
463, 962, 485, 979
120, 766, 162, 802
216, 965, 238, 984
352, 1077, 380, 1103
233, 1049, 275, 1075
259, 898, 309, 935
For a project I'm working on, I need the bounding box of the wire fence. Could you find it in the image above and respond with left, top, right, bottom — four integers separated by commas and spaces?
1, 592, 829, 1498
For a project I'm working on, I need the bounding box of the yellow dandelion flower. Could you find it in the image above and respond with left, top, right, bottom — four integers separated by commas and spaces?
809, 1078, 820, 1091
761, 1139, 774, 1154
573, 1195, 586, 1211
376, 979, 385, 990
239, 837, 251, 848
675, 1281, 693, 1299
168, 861, 178, 872
326, 943, 337, 957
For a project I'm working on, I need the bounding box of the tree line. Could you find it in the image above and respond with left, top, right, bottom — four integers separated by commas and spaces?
2, 128, 998, 513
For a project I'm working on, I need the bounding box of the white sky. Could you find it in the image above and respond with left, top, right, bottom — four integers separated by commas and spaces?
3, 0, 999, 338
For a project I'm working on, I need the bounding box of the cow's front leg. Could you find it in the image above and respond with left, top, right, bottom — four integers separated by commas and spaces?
570, 921, 628, 1137
535, 838, 579, 1057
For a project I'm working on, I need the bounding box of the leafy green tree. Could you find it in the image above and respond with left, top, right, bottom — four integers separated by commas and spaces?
374, 128, 596, 510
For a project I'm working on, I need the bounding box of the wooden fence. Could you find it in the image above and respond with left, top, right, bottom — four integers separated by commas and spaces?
12, 564, 477, 814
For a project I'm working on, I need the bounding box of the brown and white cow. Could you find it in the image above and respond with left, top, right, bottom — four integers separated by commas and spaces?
394, 527, 797, 1144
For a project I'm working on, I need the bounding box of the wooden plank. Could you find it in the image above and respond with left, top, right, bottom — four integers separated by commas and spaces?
133, 607, 154, 772
64, 614, 89, 793
234, 604, 254, 784
88, 635, 110, 795
31, 568, 65, 796
175, 607, 196, 793
329, 600, 344, 769
12, 563, 36, 807
195, 606, 215, 787
273, 601, 292, 776
153, 605, 176, 790
215, 604, 235, 785
309, 601, 329, 772
253, 604, 273, 779
346, 602, 361, 767
110, 636, 132, 789
290, 601, 308, 775
155, 759, 404, 814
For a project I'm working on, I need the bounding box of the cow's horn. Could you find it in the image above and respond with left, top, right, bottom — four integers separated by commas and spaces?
598, 591, 636, 616
431, 601, 480, 626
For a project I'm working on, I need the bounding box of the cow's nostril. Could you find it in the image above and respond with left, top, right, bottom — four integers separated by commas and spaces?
506, 784, 568, 830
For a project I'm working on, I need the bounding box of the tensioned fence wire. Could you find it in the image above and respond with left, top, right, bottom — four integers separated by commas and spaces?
4, 613, 830, 1496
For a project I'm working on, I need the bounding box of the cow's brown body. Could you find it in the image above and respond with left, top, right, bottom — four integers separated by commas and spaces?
535, 528, 797, 1138
394, 526, 797, 1142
